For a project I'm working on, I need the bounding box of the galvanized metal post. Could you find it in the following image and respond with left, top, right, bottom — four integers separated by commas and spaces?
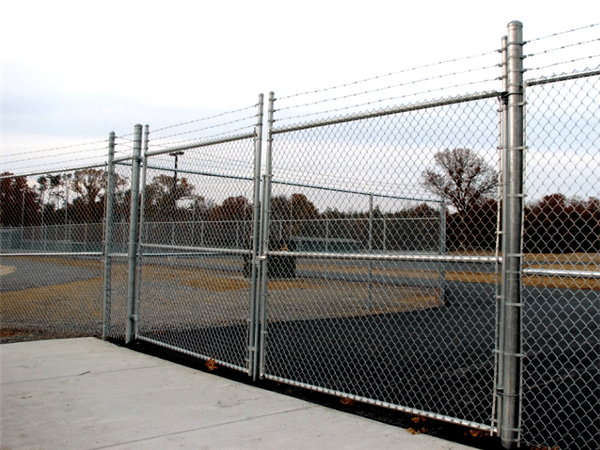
134, 125, 150, 338
501, 21, 524, 449
258, 92, 275, 377
495, 33, 509, 435
125, 124, 143, 344
249, 94, 264, 380
102, 131, 116, 340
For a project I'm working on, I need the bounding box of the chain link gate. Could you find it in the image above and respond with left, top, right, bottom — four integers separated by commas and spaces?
258, 83, 503, 432
112, 99, 266, 375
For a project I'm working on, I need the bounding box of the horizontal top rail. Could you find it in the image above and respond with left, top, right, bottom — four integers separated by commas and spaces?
525, 68, 600, 86
272, 90, 500, 134
113, 155, 137, 164
145, 132, 256, 158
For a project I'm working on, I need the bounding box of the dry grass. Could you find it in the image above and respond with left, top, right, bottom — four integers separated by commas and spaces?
300, 260, 599, 291
1, 276, 103, 339
1, 252, 596, 341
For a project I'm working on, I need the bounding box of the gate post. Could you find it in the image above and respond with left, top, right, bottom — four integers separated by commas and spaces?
102, 131, 116, 340
249, 94, 264, 380
258, 92, 275, 377
500, 21, 525, 449
134, 125, 150, 338
126, 124, 143, 344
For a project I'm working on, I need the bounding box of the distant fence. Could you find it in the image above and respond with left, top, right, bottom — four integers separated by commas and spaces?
1, 21, 598, 450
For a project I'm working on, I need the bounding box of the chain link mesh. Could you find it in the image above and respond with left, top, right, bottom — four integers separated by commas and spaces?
135, 137, 257, 373
104, 162, 136, 341
520, 75, 599, 450
262, 96, 501, 429
1, 168, 108, 342
1, 25, 597, 450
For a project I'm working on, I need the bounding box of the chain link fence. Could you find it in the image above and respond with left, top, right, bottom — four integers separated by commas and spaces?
0, 165, 109, 342
1, 21, 598, 450
519, 73, 599, 450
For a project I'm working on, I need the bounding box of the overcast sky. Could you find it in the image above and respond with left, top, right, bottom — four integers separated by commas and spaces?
1, 0, 598, 177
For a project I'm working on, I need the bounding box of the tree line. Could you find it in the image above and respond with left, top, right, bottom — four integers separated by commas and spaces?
1, 147, 598, 254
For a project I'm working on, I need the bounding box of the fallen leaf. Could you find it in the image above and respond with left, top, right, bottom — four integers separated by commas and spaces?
205, 358, 218, 371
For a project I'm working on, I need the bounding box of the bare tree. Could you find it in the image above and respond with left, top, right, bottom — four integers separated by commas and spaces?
422, 148, 497, 215
422, 148, 497, 249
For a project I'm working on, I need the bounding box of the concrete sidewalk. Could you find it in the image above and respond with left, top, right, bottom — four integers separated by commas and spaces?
1, 338, 477, 450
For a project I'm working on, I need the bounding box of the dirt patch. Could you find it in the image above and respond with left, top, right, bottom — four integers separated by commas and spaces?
0, 264, 17, 276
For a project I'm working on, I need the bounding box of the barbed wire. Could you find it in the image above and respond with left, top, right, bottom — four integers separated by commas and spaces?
277, 63, 499, 113
278, 50, 498, 102
526, 22, 599, 44
2, 139, 109, 159
275, 76, 500, 124
150, 104, 257, 134
6, 154, 109, 177
3, 144, 110, 166
526, 38, 600, 59
526, 55, 600, 73
149, 113, 256, 142
115, 136, 135, 143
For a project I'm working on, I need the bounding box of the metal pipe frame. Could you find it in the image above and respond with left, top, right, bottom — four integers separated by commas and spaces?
102, 132, 116, 340
258, 92, 275, 378
0, 252, 103, 257
140, 242, 252, 256
134, 125, 150, 339
145, 132, 256, 158
117, 162, 255, 182
264, 250, 501, 263
137, 335, 248, 373
263, 373, 498, 434
271, 179, 442, 205
125, 124, 143, 344
525, 68, 600, 87
249, 94, 264, 379
495, 34, 510, 435
501, 21, 525, 449
272, 90, 501, 134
